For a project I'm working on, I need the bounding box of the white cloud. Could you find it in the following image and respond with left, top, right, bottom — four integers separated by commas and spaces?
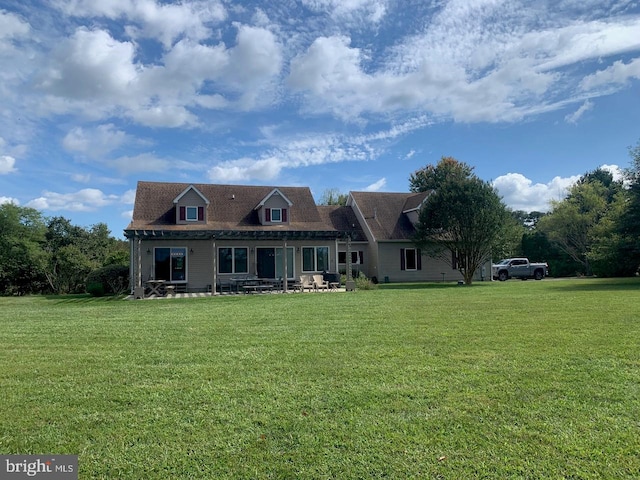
208, 157, 283, 182
0, 155, 17, 174
287, 4, 640, 123
26, 188, 120, 212
37, 28, 139, 102
599, 164, 624, 182
63, 124, 128, 156
121, 189, 136, 204
364, 177, 386, 191
300, 0, 388, 23
0, 9, 30, 44
0, 196, 19, 205
565, 99, 594, 124
580, 57, 640, 91
493, 172, 581, 212
54, 0, 227, 48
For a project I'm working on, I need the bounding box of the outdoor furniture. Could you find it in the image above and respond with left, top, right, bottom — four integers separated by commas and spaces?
145, 279, 166, 296
329, 282, 340, 291
299, 275, 314, 292
242, 284, 273, 294
313, 275, 329, 291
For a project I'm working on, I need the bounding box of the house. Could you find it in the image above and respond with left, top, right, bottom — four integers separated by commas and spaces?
124, 181, 481, 295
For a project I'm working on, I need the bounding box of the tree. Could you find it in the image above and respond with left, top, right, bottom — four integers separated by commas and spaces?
411, 157, 515, 284
538, 168, 622, 276
618, 140, 640, 273
318, 188, 348, 206
0, 204, 48, 294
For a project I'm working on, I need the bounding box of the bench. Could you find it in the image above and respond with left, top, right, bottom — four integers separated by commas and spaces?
242, 284, 273, 294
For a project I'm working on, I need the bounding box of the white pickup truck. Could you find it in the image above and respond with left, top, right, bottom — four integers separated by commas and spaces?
492, 258, 549, 281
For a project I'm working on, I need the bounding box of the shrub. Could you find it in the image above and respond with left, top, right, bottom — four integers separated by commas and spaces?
86, 265, 129, 297
355, 272, 378, 290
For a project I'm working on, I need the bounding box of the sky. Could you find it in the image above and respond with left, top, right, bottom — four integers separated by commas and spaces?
1, 0, 639, 239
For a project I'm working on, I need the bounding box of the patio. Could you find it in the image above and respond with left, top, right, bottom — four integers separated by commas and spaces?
128, 286, 346, 300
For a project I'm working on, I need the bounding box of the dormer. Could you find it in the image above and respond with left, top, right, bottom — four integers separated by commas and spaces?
402, 191, 432, 226
173, 185, 209, 225
255, 188, 293, 225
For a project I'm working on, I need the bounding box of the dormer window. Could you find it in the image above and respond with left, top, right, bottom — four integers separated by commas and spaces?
186, 206, 198, 221
179, 206, 205, 222
265, 207, 287, 223
271, 208, 282, 222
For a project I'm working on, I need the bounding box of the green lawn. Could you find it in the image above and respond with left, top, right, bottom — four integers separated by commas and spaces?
1, 278, 639, 479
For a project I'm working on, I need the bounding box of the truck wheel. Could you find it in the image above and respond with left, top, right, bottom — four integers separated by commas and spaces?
498, 271, 508, 281
534, 270, 543, 280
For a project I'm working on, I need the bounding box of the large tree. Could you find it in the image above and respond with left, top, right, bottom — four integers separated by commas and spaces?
538, 168, 622, 276
410, 157, 514, 284
0, 204, 48, 294
617, 141, 640, 273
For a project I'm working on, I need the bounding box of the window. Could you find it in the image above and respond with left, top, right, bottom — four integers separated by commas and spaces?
179, 206, 204, 222
218, 247, 248, 274
339, 251, 364, 264
265, 208, 287, 223
302, 246, 329, 272
400, 248, 421, 271
154, 247, 187, 282
186, 206, 198, 221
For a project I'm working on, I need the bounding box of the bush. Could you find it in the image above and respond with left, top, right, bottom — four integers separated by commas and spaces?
355, 272, 378, 290
86, 265, 129, 297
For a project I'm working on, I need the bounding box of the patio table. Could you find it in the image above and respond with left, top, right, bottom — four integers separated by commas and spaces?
145, 280, 166, 296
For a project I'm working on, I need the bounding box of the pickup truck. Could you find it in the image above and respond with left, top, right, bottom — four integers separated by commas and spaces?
492, 258, 549, 281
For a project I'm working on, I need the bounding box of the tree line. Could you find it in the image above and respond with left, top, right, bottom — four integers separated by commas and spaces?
0, 204, 129, 295
3, 140, 639, 294
322, 139, 640, 282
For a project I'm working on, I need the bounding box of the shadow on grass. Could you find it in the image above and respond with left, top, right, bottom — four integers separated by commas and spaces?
43, 294, 128, 304
549, 277, 640, 292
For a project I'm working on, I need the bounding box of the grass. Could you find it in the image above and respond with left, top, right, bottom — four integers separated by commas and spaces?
1, 278, 639, 479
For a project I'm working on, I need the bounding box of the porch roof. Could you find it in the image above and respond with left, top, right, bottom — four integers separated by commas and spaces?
124, 228, 350, 240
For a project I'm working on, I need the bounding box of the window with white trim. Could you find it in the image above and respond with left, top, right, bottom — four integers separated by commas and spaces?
186, 206, 198, 221
270, 208, 282, 222
218, 247, 248, 274
400, 248, 421, 271
302, 246, 329, 272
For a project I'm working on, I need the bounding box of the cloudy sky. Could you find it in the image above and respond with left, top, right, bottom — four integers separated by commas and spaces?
1, 0, 639, 238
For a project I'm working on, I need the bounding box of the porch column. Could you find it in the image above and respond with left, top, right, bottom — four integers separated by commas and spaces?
283, 238, 288, 293
137, 237, 142, 288
345, 234, 355, 291
211, 237, 217, 295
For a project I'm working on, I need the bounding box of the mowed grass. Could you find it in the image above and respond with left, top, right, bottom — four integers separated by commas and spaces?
1, 278, 639, 479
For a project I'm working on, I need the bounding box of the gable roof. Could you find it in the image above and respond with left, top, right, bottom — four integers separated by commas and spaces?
173, 184, 210, 204
127, 181, 340, 235
349, 191, 430, 241
254, 188, 293, 208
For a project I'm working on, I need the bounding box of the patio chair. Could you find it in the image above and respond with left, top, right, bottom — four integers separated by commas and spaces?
300, 275, 314, 292
312, 274, 329, 291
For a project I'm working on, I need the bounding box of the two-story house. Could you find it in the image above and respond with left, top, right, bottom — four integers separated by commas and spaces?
125, 181, 481, 295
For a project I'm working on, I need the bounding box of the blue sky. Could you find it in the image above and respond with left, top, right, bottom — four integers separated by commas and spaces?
1, 0, 639, 239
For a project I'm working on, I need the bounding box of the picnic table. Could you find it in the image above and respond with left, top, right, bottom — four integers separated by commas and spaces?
242, 284, 274, 294
145, 279, 166, 296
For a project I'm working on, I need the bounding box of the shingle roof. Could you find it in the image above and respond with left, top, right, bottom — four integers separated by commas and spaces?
126, 181, 350, 234
349, 191, 429, 241
317, 205, 366, 242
